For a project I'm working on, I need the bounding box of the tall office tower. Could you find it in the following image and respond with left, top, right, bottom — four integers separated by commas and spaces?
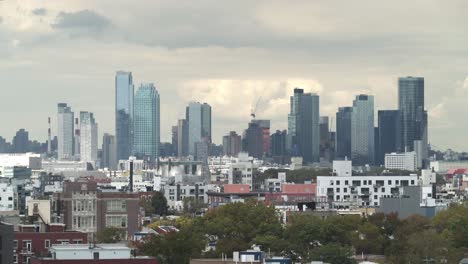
335, 107, 353, 159
243, 121, 264, 159
351, 95, 375, 165
288, 88, 320, 163
47, 117, 52, 154
115, 71, 134, 161
79, 111, 98, 164
270, 130, 288, 164
186, 102, 211, 156
74, 117, 81, 159
251, 120, 270, 156
0, 136, 8, 153
133, 83, 160, 161
377, 110, 401, 165
171, 125, 178, 155
222, 131, 242, 156
177, 119, 188, 157
12, 129, 29, 153
102, 133, 117, 170
57, 103, 74, 160
398, 76, 428, 166
319, 116, 331, 160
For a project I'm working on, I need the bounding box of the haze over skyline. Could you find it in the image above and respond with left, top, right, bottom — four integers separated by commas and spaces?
1, 1, 468, 150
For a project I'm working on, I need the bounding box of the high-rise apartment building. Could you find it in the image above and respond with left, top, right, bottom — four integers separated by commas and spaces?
335, 107, 353, 160
171, 125, 178, 155
12, 129, 29, 153
186, 102, 211, 156
102, 133, 117, 170
288, 88, 320, 163
223, 131, 242, 156
398, 76, 428, 166
80, 112, 98, 165
243, 121, 264, 159
351, 95, 375, 165
133, 83, 160, 161
377, 110, 401, 165
57, 103, 74, 160
270, 130, 288, 164
115, 71, 134, 161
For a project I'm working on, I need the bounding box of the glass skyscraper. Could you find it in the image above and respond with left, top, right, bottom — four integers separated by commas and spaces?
287, 88, 320, 163
115, 71, 134, 160
186, 102, 211, 156
351, 94, 375, 165
335, 106, 353, 160
57, 103, 74, 160
377, 110, 401, 165
133, 83, 160, 160
398, 76, 425, 152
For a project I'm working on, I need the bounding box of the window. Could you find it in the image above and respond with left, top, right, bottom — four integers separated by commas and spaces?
93, 252, 99, 260
381, 188, 385, 192
45, 240, 51, 248
388, 180, 392, 185
13, 240, 18, 249
22, 240, 32, 252
8, 197, 12, 201
58, 240, 69, 245
345, 180, 349, 185
336, 188, 340, 192
106, 215, 127, 228
411, 180, 415, 185
107, 200, 126, 212
374, 195, 378, 199
344, 188, 348, 193
336, 180, 340, 185
13, 254, 18, 264
73, 239, 82, 244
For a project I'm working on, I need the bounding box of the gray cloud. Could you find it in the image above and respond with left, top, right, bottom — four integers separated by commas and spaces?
52, 9, 111, 31
0, 17, 3, 24
32, 8, 47, 16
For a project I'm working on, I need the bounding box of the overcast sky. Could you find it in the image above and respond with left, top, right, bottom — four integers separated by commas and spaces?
1, 0, 468, 150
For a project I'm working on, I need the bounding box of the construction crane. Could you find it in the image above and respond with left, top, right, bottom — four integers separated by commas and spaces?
250, 96, 262, 119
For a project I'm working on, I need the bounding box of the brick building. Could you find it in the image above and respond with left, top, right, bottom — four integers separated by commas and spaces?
52, 180, 141, 240
14, 223, 88, 264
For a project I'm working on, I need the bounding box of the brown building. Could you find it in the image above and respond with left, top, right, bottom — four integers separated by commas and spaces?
52, 180, 141, 241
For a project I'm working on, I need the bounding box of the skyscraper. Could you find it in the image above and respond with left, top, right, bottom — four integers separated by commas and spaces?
133, 83, 160, 160
80, 111, 98, 164
377, 110, 401, 165
102, 133, 117, 170
115, 71, 134, 161
177, 119, 188, 157
223, 131, 242, 157
186, 102, 211, 156
335, 107, 353, 160
12, 129, 29, 153
171, 125, 178, 155
270, 130, 288, 164
351, 95, 375, 165
398, 77, 428, 165
243, 121, 264, 159
288, 88, 320, 163
57, 103, 74, 160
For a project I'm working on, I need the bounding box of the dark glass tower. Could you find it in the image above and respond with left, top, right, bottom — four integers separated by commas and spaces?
377, 110, 401, 165
335, 107, 353, 159
288, 88, 320, 163
398, 77, 425, 151
115, 71, 134, 160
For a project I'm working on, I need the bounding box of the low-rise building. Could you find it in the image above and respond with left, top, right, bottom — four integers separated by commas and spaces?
384, 152, 417, 171
30, 244, 157, 264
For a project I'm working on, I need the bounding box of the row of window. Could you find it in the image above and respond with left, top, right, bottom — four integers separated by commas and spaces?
329, 179, 414, 186
106, 215, 127, 228
13, 239, 83, 250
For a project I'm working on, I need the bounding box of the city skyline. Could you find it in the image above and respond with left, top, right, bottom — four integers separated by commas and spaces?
2, 1, 468, 151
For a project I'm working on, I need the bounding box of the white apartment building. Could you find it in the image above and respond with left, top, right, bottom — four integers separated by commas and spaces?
228, 153, 259, 189
430, 160, 468, 173
385, 152, 417, 171
0, 153, 41, 169
332, 160, 352, 176
316, 175, 419, 207
0, 183, 14, 211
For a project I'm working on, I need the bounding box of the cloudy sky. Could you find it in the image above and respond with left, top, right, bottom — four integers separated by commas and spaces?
1, 0, 468, 150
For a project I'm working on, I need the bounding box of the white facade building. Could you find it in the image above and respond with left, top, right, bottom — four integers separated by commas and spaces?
0, 153, 41, 169
0, 183, 14, 211
384, 152, 417, 171
332, 160, 352, 176
49, 244, 132, 260
317, 175, 418, 206
57, 103, 75, 160
80, 111, 98, 165
228, 153, 259, 188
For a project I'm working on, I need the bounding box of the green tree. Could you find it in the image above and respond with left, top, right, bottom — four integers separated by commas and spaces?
140, 196, 155, 216
97, 227, 125, 243
310, 243, 356, 264
202, 201, 283, 257
152, 191, 168, 216
182, 197, 206, 216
